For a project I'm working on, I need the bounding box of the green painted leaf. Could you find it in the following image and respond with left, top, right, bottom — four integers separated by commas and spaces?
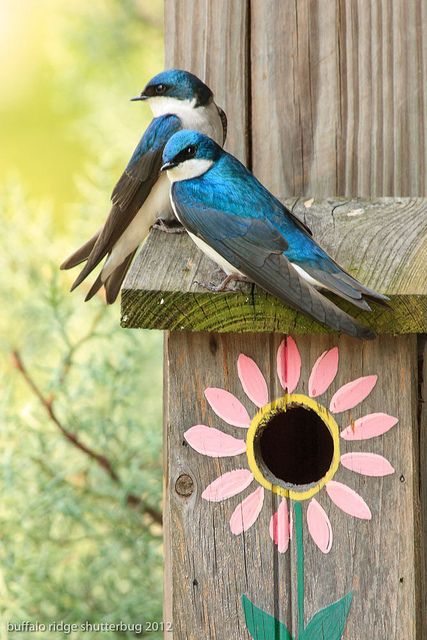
242, 595, 293, 640
301, 592, 353, 640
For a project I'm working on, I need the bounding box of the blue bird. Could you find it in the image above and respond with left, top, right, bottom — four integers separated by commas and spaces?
61, 69, 227, 303
161, 130, 389, 339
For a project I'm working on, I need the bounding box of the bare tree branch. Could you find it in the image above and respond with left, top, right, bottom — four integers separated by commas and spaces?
12, 350, 163, 526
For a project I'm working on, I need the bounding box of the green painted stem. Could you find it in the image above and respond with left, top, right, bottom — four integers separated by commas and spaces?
294, 502, 305, 638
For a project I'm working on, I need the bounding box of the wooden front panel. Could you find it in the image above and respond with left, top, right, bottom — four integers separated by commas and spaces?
164, 332, 418, 639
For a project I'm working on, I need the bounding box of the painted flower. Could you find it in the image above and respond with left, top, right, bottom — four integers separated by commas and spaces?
184, 338, 397, 554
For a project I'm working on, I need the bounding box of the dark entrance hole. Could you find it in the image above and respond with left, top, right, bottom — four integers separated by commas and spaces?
255, 405, 334, 487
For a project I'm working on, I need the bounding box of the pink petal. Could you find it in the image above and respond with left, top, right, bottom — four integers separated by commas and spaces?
202, 469, 254, 502
277, 337, 301, 393
341, 413, 398, 441
307, 498, 333, 554
230, 487, 264, 534
184, 425, 246, 457
329, 375, 378, 413
308, 347, 339, 397
237, 354, 269, 408
205, 388, 251, 427
269, 499, 290, 553
326, 481, 372, 520
341, 452, 395, 477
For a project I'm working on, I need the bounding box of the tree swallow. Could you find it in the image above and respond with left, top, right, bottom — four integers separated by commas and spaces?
61, 70, 227, 303
161, 130, 389, 339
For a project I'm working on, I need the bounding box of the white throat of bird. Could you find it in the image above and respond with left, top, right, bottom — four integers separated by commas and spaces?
148, 96, 197, 119
166, 158, 214, 183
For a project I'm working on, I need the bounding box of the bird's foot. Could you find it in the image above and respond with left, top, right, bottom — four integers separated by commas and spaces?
152, 218, 186, 234
194, 273, 251, 292
211, 266, 227, 279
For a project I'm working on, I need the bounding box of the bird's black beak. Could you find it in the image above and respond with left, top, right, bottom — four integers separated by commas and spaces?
130, 93, 147, 102
161, 161, 177, 172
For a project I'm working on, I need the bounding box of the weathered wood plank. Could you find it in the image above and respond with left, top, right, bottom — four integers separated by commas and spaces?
122, 197, 427, 334
420, 335, 427, 633
163, 337, 173, 637
164, 0, 249, 163
161, 5, 250, 637
164, 333, 419, 639
251, 0, 427, 199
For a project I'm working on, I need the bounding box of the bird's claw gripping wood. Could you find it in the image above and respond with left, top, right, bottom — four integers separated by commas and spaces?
152, 218, 186, 234
193, 273, 251, 293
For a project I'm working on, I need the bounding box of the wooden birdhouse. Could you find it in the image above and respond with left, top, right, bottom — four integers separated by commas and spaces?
122, 2, 427, 638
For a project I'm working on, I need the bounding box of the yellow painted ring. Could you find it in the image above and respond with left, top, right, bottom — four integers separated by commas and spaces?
246, 393, 340, 501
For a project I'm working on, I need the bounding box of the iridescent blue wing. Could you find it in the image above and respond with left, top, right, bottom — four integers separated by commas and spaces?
111, 114, 181, 210
172, 167, 375, 339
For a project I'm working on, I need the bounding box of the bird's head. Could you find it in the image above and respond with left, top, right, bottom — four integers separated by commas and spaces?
161, 130, 221, 182
131, 69, 214, 117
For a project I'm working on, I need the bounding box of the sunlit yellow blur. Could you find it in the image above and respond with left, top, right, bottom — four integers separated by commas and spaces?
0, 0, 82, 206
0, 0, 163, 216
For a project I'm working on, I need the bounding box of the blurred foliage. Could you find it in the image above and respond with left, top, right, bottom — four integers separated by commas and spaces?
0, 1, 166, 638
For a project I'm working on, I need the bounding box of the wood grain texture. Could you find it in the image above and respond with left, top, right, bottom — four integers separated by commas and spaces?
161, 5, 249, 637
420, 335, 427, 634
251, 0, 427, 198
121, 197, 427, 333
164, 0, 249, 163
163, 337, 173, 637
164, 333, 419, 639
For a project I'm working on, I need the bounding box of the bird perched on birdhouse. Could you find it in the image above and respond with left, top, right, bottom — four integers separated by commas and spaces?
161, 130, 389, 338
61, 70, 227, 303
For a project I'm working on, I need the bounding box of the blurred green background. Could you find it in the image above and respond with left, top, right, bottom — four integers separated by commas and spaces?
0, 1, 165, 638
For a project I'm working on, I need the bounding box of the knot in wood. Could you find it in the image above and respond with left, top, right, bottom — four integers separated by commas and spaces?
175, 474, 194, 497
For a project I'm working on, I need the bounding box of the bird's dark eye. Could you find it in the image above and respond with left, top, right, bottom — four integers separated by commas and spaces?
174, 144, 197, 165
156, 84, 166, 94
